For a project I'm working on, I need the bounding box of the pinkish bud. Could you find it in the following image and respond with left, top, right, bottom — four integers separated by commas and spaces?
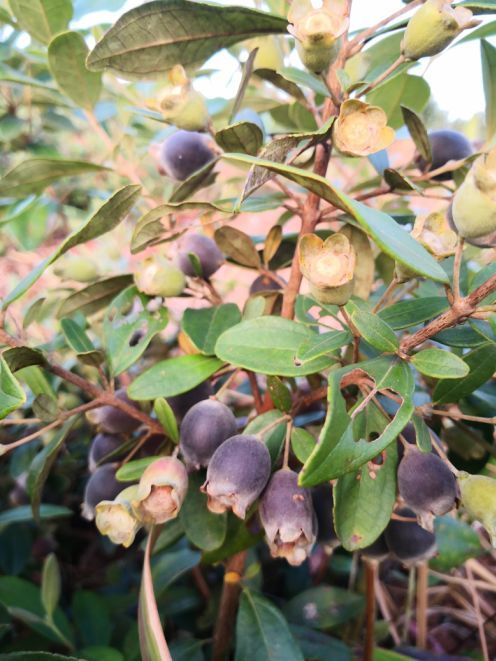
95, 486, 141, 548
201, 434, 271, 519
132, 457, 188, 525
260, 469, 317, 566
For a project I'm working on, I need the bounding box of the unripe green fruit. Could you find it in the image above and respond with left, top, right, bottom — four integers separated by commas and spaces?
179, 399, 237, 469
458, 472, 496, 547
398, 447, 457, 530
82, 464, 124, 521
296, 39, 340, 74
309, 280, 354, 306
54, 256, 99, 282
201, 434, 271, 519
177, 234, 224, 279
134, 256, 185, 298
384, 507, 437, 565
159, 89, 209, 132
160, 130, 215, 181
451, 174, 496, 247
86, 388, 141, 435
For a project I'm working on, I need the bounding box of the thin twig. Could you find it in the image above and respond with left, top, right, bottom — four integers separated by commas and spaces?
416, 562, 428, 649
358, 55, 407, 97
466, 563, 490, 661
452, 238, 465, 303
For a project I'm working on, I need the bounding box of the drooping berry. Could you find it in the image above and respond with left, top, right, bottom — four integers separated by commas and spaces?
82, 464, 124, 521
167, 380, 213, 420
88, 433, 125, 472
159, 130, 215, 181
418, 130, 473, 181
177, 234, 224, 279
179, 399, 237, 469
385, 507, 437, 565
86, 388, 141, 434
201, 434, 271, 519
259, 468, 317, 566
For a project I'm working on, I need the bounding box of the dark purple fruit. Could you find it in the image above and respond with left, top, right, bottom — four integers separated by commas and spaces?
201, 434, 271, 519
249, 275, 283, 296
88, 433, 126, 472
398, 447, 457, 529
178, 234, 224, 278
259, 468, 317, 565
87, 388, 141, 434
159, 130, 215, 181
179, 399, 237, 469
311, 483, 339, 549
82, 464, 124, 521
167, 381, 213, 420
360, 534, 389, 561
384, 507, 437, 565
418, 130, 473, 181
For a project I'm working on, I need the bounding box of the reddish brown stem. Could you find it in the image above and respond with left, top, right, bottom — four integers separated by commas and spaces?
212, 551, 247, 661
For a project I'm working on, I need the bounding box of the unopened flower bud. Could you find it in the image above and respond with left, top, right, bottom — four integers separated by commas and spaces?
201, 434, 271, 519
402, 0, 480, 61
450, 148, 496, 247
299, 232, 356, 305
333, 100, 395, 157
156, 66, 209, 132
132, 457, 188, 525
458, 472, 496, 547
134, 255, 186, 298
95, 486, 141, 548
260, 469, 317, 566
288, 0, 349, 73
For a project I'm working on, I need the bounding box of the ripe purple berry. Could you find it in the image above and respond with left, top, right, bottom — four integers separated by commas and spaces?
86, 388, 141, 435
160, 130, 215, 181
418, 130, 473, 181
259, 468, 317, 566
398, 447, 457, 530
178, 234, 224, 279
179, 399, 237, 470
167, 380, 213, 420
385, 507, 437, 565
201, 434, 271, 519
82, 464, 124, 521
88, 433, 125, 472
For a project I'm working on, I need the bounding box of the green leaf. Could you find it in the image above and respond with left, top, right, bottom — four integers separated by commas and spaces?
0, 357, 26, 422
458, 18, 496, 42
103, 286, 169, 376
411, 348, 470, 379
128, 355, 223, 401
27, 419, 77, 522
295, 329, 351, 364
291, 427, 316, 463
378, 297, 449, 330
60, 318, 94, 354
433, 343, 496, 404
290, 625, 352, 661
152, 548, 201, 597
182, 304, 241, 355
3, 185, 140, 309
214, 226, 261, 268
215, 316, 334, 377
458, 0, 496, 14
72, 591, 111, 647
48, 31, 102, 110
279, 66, 328, 96
0, 505, 71, 531
41, 554, 61, 620
244, 410, 287, 464
430, 515, 483, 572
9, 0, 72, 45
179, 472, 227, 551
401, 106, 431, 162
2, 347, 46, 373
57, 275, 134, 318
481, 39, 496, 140
368, 74, 430, 129
266, 376, 292, 413
116, 456, 160, 483
138, 531, 171, 661
300, 358, 414, 484
224, 153, 449, 284
202, 515, 262, 564
154, 398, 178, 443
169, 159, 218, 204
235, 590, 304, 661
86, 0, 288, 80
0, 159, 108, 199
254, 68, 306, 102
348, 306, 399, 353
0, 654, 82, 660
215, 121, 263, 156
284, 586, 363, 630
334, 441, 397, 551
412, 414, 432, 453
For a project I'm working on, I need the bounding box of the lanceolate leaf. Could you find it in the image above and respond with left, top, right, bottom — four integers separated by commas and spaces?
9, 0, 73, 45
179, 472, 227, 551
86, 0, 288, 80
215, 121, 264, 156
57, 275, 134, 318
138, 530, 172, 661
2, 185, 141, 309
48, 31, 102, 109
181, 304, 241, 355
0, 357, 26, 421
0, 159, 108, 198
411, 349, 470, 379
401, 105, 431, 162
481, 39, 496, 140
299, 358, 415, 484
224, 153, 449, 283
433, 343, 496, 404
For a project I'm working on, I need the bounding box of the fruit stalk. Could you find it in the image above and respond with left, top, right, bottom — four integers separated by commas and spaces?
212, 551, 247, 661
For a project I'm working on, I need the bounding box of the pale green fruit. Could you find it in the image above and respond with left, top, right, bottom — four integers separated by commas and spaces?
249, 36, 285, 71
134, 256, 185, 298
458, 472, 496, 547
160, 89, 209, 132
296, 38, 340, 74
402, 0, 479, 61
310, 280, 354, 306
54, 256, 99, 282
